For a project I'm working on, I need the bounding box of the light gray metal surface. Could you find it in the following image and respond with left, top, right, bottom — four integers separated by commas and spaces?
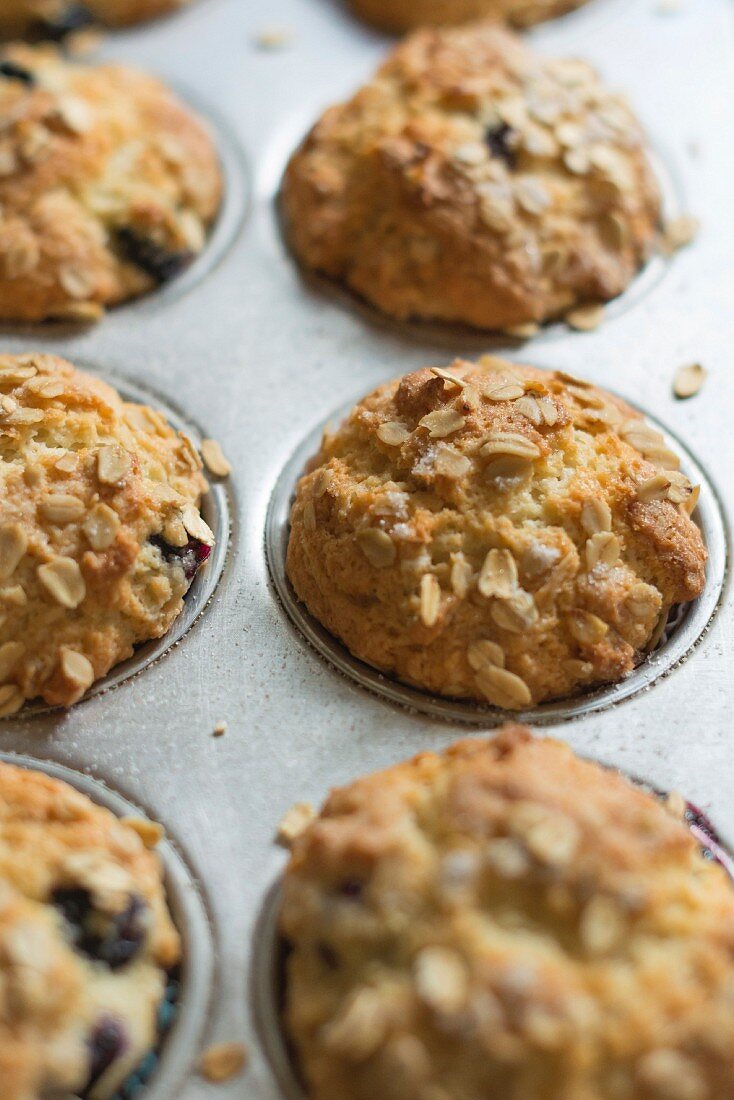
1, 0, 733, 1095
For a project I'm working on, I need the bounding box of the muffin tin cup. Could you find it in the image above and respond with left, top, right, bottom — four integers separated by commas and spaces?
0, 753, 215, 1100
10, 367, 232, 719
265, 391, 728, 727
251, 763, 734, 1100
275, 144, 685, 354
1, 0, 733, 1095
0, 89, 249, 337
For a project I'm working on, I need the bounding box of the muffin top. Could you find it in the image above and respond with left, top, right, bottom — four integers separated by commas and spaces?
0, 760, 179, 1099
282, 22, 660, 331
0, 353, 214, 712
0, 44, 221, 322
0, 0, 191, 38
281, 725, 734, 1100
349, 0, 589, 33
286, 357, 705, 708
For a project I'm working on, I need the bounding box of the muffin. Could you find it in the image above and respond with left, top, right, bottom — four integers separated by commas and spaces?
282, 23, 660, 331
350, 0, 589, 32
0, 760, 179, 1099
286, 357, 706, 709
281, 725, 734, 1100
0, 0, 191, 39
0, 45, 221, 323
0, 353, 214, 713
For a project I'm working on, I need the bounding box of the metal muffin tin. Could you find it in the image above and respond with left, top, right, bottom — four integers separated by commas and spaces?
1, 0, 733, 1095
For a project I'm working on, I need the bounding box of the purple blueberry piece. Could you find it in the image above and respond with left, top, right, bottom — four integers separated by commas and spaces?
116, 228, 195, 284
338, 879, 363, 899
30, 2, 94, 40
82, 1017, 127, 1097
53, 888, 148, 969
0, 61, 36, 86
150, 534, 211, 582
485, 122, 517, 170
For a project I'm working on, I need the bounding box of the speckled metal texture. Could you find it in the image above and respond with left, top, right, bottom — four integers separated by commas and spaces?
0, 0, 733, 1095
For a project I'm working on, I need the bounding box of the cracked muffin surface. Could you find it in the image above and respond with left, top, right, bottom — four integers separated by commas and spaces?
282, 22, 660, 331
0, 0, 192, 39
0, 44, 221, 323
281, 726, 734, 1100
286, 357, 705, 709
0, 353, 214, 713
0, 760, 179, 1100
350, 0, 589, 32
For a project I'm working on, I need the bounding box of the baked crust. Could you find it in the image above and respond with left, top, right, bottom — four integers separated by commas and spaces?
281, 725, 734, 1100
282, 22, 660, 331
0, 759, 179, 1099
0, 353, 213, 712
0, 44, 221, 322
0, 0, 190, 36
286, 357, 706, 708
350, 0, 588, 32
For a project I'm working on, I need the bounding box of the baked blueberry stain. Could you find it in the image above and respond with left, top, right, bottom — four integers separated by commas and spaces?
30, 2, 94, 41
116, 228, 195, 285
53, 887, 148, 969
150, 534, 212, 582
0, 61, 36, 87
338, 879, 363, 899
317, 942, 339, 969
485, 122, 517, 170
82, 1017, 127, 1097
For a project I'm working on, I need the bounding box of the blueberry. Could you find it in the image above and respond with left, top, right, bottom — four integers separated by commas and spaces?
0, 61, 36, 87
338, 879, 363, 899
30, 2, 94, 41
485, 122, 517, 170
82, 1017, 127, 1097
53, 888, 148, 969
116, 228, 194, 285
317, 942, 339, 969
150, 534, 211, 582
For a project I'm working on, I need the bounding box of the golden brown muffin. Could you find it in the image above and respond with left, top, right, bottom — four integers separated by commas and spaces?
0, 760, 179, 1099
0, 353, 214, 713
286, 357, 706, 709
0, 45, 221, 323
350, 0, 588, 32
281, 725, 734, 1100
0, 0, 190, 38
282, 23, 660, 331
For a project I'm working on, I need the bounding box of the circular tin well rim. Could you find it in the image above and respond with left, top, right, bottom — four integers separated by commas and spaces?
265, 392, 727, 727
251, 768, 734, 1100
0, 752, 215, 1100
277, 144, 683, 353
4, 368, 232, 719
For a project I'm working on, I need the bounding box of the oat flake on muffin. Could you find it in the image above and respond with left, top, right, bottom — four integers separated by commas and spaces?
0, 44, 221, 323
281, 725, 734, 1100
282, 22, 660, 332
286, 357, 705, 708
0, 353, 214, 712
349, 0, 590, 33
0, 760, 179, 1099
0, 0, 191, 40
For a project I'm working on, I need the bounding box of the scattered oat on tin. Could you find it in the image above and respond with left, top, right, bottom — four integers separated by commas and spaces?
213, 720, 228, 737
253, 26, 294, 50
673, 363, 706, 399
201, 438, 232, 477
199, 1042, 248, 1083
